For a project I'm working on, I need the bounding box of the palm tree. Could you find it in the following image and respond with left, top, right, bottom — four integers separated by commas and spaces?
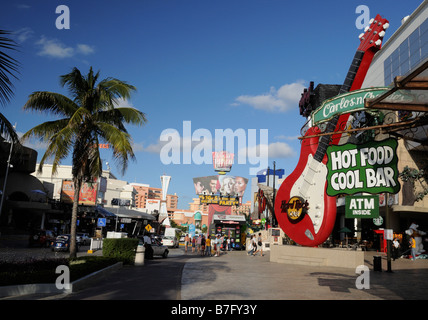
0, 29, 20, 143
22, 67, 147, 258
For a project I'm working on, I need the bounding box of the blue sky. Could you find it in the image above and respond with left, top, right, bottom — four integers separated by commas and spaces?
1, 0, 423, 207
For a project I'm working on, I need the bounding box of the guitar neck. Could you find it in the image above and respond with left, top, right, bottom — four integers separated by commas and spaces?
314, 115, 339, 162
313, 50, 364, 162
339, 50, 365, 94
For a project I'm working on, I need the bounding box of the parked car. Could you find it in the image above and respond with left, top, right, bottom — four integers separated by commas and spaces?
76, 232, 90, 246
51, 234, 78, 252
139, 236, 169, 258
28, 229, 56, 247
162, 236, 179, 248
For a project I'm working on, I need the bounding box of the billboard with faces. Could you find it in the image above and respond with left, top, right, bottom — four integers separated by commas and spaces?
193, 175, 248, 197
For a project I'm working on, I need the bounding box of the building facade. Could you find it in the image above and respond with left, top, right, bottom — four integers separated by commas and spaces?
360, 1, 428, 234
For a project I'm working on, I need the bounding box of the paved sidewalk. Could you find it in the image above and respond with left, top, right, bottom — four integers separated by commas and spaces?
2, 247, 428, 300
180, 250, 428, 300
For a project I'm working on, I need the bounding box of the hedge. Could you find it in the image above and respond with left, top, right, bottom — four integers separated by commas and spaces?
0, 256, 119, 286
102, 238, 139, 265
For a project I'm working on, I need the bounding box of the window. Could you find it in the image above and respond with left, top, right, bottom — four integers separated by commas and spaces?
383, 18, 427, 85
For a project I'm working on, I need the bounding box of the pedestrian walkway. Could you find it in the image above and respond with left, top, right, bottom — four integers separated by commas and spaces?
180, 250, 428, 300
2, 247, 428, 300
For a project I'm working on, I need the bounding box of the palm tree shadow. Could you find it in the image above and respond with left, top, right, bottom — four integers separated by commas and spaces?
309, 272, 356, 293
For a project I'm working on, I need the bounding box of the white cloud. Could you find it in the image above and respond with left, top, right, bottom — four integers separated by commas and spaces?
268, 142, 296, 158
36, 36, 74, 58
17, 4, 31, 9
77, 44, 95, 55
238, 141, 296, 159
17, 131, 48, 151
274, 134, 300, 141
35, 36, 95, 59
14, 27, 34, 43
113, 98, 134, 108
232, 80, 306, 112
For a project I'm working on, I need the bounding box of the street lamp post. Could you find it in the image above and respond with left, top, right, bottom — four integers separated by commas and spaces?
0, 138, 14, 222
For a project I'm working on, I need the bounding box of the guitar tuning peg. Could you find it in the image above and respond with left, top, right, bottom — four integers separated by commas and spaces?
359, 33, 365, 39
369, 18, 374, 24
383, 22, 390, 30
375, 39, 382, 46
364, 26, 369, 32
379, 31, 385, 37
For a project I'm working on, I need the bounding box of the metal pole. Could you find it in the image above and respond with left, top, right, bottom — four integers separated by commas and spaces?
272, 161, 277, 228
0, 139, 14, 221
386, 193, 392, 272
265, 167, 269, 230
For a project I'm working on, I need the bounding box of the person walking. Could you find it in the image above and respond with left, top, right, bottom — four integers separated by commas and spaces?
205, 235, 212, 257
392, 238, 400, 260
201, 235, 206, 256
197, 235, 202, 254
410, 235, 417, 260
184, 234, 190, 253
143, 234, 153, 260
255, 232, 264, 256
215, 234, 221, 257
192, 236, 196, 253
248, 235, 257, 256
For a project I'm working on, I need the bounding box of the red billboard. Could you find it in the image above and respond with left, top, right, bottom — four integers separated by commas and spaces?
61, 180, 98, 205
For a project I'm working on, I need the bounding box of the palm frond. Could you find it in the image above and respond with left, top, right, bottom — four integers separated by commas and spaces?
0, 30, 19, 106
0, 111, 19, 143
23, 91, 78, 117
98, 107, 148, 127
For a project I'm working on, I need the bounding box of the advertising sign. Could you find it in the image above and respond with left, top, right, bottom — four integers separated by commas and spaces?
199, 194, 239, 206
326, 138, 400, 196
312, 87, 389, 125
146, 199, 161, 212
61, 180, 98, 205
345, 195, 379, 219
212, 151, 234, 174
193, 175, 248, 197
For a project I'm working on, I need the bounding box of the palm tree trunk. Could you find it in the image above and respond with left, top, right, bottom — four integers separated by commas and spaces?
69, 178, 82, 258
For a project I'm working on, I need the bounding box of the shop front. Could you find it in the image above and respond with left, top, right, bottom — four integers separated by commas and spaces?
209, 214, 246, 250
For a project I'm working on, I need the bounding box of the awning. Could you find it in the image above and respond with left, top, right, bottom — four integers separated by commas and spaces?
365, 58, 428, 113
212, 214, 246, 225
95, 206, 116, 218
365, 58, 428, 151
103, 206, 156, 220
6, 200, 51, 211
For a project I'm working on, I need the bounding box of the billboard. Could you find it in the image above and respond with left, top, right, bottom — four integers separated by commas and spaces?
61, 180, 98, 205
199, 194, 239, 206
212, 151, 234, 174
193, 175, 248, 197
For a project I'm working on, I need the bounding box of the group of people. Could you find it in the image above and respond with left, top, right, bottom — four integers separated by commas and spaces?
247, 233, 264, 256
184, 234, 234, 257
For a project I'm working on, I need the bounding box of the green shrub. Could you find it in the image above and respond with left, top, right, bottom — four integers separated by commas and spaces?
0, 256, 119, 286
0, 258, 69, 285
102, 238, 139, 265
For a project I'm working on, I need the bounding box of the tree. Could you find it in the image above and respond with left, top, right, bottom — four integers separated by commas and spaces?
22, 67, 147, 258
0, 30, 20, 143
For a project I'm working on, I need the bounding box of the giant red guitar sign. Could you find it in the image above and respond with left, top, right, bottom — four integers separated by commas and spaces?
274, 15, 389, 246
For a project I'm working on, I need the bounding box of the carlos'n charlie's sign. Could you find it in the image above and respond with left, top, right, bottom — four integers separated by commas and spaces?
326, 138, 400, 196
312, 87, 410, 125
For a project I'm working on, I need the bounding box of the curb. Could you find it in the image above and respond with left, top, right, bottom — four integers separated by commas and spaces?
0, 261, 123, 298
